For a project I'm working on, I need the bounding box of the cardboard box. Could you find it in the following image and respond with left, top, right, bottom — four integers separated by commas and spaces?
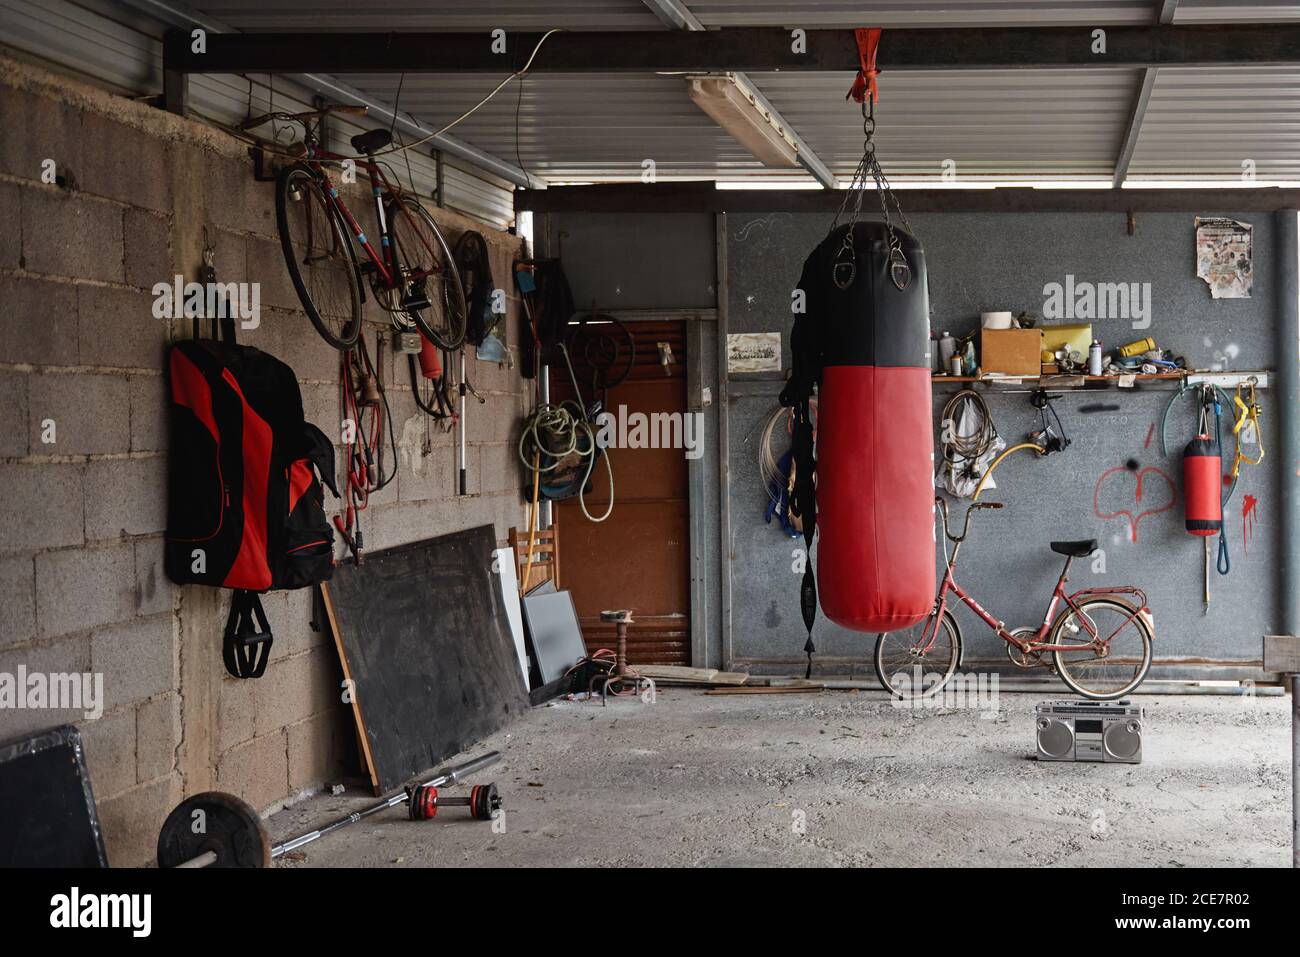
980, 328, 1041, 376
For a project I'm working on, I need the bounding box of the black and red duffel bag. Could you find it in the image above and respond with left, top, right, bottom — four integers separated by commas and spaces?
164, 317, 337, 678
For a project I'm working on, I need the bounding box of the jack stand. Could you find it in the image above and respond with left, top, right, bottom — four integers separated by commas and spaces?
589, 610, 655, 706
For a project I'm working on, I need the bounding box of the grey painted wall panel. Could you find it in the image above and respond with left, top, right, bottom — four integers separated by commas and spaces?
726, 210, 1280, 673
546, 212, 718, 310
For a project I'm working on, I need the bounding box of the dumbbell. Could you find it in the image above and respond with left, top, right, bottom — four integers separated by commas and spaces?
406, 782, 501, 821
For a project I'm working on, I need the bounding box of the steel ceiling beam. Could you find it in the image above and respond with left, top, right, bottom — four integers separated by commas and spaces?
164, 25, 1300, 74
1158, 1, 1182, 25
1113, 67, 1159, 187
118, 0, 533, 186
640, 0, 835, 189
515, 182, 1300, 215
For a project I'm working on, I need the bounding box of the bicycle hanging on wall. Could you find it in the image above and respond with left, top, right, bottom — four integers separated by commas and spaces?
243, 105, 467, 351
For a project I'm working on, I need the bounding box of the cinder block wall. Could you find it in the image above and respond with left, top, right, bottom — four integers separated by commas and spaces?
0, 57, 529, 865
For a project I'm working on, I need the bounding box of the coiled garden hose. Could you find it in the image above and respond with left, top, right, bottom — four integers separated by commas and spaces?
518, 401, 614, 524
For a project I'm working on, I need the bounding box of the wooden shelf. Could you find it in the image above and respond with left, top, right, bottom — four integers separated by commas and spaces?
932, 370, 1269, 391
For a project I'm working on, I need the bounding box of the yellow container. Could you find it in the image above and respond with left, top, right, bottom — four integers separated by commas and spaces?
1119, 336, 1156, 358
1040, 323, 1092, 358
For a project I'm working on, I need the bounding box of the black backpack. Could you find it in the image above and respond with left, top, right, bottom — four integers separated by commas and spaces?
164, 317, 337, 678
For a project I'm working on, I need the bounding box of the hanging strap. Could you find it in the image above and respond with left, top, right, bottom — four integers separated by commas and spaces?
791, 398, 818, 678
193, 233, 238, 344
223, 590, 273, 679
845, 28, 882, 105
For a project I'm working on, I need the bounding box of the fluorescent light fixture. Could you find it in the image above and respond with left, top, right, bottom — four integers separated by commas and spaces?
686, 73, 800, 168
1124, 179, 1300, 189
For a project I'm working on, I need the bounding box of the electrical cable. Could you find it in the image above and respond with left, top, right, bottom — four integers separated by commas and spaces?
939, 389, 998, 461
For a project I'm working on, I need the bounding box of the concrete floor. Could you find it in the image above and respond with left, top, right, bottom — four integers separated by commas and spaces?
268, 688, 1293, 867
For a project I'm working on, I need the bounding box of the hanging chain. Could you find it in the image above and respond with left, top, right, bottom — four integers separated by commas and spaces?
829, 97, 913, 291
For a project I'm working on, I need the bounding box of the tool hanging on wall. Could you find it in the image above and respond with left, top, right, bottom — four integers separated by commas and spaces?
1028, 389, 1071, 455
1231, 378, 1264, 480
565, 309, 636, 411
336, 329, 397, 563
781, 27, 934, 679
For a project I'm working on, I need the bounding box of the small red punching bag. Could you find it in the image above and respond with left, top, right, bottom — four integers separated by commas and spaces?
781, 220, 935, 668
1183, 434, 1222, 535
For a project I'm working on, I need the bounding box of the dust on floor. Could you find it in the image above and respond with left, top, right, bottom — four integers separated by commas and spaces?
267, 689, 1292, 867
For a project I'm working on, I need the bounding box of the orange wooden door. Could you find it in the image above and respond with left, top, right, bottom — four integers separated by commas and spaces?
551, 320, 690, 665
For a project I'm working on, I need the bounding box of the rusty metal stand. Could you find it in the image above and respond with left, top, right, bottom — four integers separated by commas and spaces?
589, 610, 655, 706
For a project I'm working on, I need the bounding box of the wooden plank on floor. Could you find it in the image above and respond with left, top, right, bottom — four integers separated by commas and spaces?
705, 683, 825, 695
636, 665, 750, 685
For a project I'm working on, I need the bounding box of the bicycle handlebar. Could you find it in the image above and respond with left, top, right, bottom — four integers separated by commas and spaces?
935, 496, 1002, 543
239, 104, 368, 132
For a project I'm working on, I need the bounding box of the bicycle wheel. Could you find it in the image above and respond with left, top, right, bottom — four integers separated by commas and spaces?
388, 197, 468, 350
275, 163, 362, 349
874, 609, 961, 700
1051, 597, 1152, 700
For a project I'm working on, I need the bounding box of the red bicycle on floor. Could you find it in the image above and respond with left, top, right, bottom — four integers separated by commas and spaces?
874, 498, 1154, 701
244, 105, 467, 351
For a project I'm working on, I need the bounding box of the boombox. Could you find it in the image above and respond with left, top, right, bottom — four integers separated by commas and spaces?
1035, 700, 1144, 764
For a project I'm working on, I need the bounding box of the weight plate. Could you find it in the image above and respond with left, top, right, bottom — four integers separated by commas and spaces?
157, 791, 271, 869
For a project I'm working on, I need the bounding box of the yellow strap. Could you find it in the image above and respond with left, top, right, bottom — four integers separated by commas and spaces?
1230, 384, 1264, 479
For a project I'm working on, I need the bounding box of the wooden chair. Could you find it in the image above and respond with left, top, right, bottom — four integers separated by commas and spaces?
507, 523, 560, 594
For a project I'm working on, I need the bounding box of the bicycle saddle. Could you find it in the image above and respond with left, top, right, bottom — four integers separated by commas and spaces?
350, 128, 393, 154
1050, 539, 1099, 557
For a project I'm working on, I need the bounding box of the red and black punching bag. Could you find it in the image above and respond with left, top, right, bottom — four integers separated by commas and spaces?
782, 221, 935, 643
1183, 434, 1222, 535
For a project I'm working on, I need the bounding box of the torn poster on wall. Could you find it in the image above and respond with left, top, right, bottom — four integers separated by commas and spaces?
1195, 217, 1252, 299
727, 332, 781, 373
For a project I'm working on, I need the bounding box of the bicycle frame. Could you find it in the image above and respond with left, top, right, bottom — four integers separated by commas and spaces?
919, 499, 1150, 657
300, 139, 441, 296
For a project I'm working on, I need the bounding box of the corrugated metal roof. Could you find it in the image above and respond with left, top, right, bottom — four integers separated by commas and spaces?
0, 0, 517, 225
1127, 67, 1300, 179
687, 1, 1162, 27
751, 69, 1137, 178
350, 71, 767, 180
193, 0, 666, 31
1175, 1, 1300, 23
8, 0, 1300, 187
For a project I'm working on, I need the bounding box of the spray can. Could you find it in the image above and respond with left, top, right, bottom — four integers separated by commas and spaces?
1088, 339, 1103, 376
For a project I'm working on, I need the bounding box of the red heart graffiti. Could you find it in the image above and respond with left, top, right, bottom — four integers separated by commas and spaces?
1093, 465, 1177, 543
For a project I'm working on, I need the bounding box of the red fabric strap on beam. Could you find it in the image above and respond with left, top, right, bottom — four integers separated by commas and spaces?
846, 28, 882, 105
